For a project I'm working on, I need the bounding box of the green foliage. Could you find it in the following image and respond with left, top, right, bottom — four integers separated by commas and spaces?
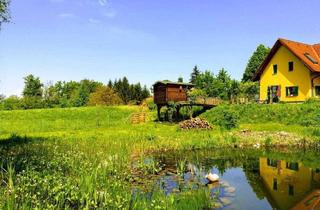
72, 79, 102, 107
195, 68, 233, 100
1, 75, 150, 110
239, 81, 259, 100
202, 102, 320, 127
113, 77, 150, 104
242, 44, 270, 82
0, 0, 10, 28
22, 74, 43, 98
187, 88, 208, 102
143, 97, 156, 110
178, 76, 183, 83
190, 65, 200, 84
0, 95, 21, 110
264, 137, 273, 147
88, 86, 123, 106
204, 105, 239, 130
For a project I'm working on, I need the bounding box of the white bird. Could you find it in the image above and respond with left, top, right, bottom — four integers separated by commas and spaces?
205, 173, 219, 182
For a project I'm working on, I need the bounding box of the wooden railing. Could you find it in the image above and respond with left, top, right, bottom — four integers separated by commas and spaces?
192, 97, 221, 106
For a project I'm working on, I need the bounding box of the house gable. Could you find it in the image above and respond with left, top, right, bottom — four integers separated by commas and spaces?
254, 39, 320, 81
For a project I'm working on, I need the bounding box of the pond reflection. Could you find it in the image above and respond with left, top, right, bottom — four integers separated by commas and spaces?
152, 149, 320, 210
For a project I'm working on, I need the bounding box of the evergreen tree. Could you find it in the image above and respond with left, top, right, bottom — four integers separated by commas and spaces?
190, 65, 200, 83
141, 85, 150, 99
107, 80, 113, 88
178, 77, 183, 83
242, 44, 270, 82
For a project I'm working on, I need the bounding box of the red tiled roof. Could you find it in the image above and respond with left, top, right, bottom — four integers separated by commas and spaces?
253, 38, 320, 81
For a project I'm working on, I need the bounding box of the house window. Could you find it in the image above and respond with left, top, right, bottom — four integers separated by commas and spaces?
286, 86, 299, 97
273, 178, 278, 191
267, 159, 278, 167
273, 64, 278, 75
315, 86, 320, 96
289, 62, 294, 71
289, 184, 294, 196
286, 162, 299, 171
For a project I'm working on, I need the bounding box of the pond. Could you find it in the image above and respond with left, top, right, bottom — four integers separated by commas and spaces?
135, 149, 320, 210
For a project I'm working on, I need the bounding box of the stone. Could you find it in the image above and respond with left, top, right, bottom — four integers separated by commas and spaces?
225, 186, 236, 193
224, 192, 235, 197
220, 180, 230, 187
220, 197, 232, 206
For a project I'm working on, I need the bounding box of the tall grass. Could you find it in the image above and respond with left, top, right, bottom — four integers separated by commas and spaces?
0, 103, 319, 209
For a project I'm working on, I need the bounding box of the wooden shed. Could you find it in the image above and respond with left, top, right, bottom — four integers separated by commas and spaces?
153, 81, 195, 105
153, 81, 194, 119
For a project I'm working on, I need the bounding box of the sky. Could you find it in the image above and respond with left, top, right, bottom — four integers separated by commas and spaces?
1, 0, 320, 96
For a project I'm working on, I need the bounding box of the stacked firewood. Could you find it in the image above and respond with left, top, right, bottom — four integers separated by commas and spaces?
179, 118, 213, 130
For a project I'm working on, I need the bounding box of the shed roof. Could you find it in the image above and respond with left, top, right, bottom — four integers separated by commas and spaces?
253, 38, 320, 81
153, 80, 195, 87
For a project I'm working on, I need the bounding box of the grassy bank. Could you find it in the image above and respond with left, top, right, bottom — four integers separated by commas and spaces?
0, 104, 319, 209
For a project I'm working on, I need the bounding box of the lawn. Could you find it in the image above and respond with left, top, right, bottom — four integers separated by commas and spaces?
0, 104, 319, 209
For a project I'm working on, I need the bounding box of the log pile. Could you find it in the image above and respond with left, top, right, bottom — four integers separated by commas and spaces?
179, 118, 212, 130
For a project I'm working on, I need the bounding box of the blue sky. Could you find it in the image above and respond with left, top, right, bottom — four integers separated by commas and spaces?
1, 0, 320, 96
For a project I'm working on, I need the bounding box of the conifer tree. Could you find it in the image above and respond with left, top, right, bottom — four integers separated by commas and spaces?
190, 65, 200, 83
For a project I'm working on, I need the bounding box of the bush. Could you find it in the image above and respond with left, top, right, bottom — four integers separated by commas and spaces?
143, 97, 156, 110
0, 96, 23, 110
204, 105, 239, 130
88, 86, 123, 106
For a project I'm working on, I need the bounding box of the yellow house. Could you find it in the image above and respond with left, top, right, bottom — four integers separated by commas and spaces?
253, 38, 320, 102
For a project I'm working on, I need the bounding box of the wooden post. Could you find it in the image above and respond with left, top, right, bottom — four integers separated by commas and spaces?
157, 105, 162, 121
176, 105, 181, 121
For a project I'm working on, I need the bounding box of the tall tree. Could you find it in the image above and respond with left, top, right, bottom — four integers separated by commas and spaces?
0, 0, 10, 29
190, 65, 200, 83
107, 80, 113, 88
22, 74, 43, 97
73, 79, 102, 106
242, 44, 270, 82
178, 77, 183, 83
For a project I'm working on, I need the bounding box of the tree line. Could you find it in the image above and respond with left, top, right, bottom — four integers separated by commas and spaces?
0, 75, 150, 110
186, 44, 270, 102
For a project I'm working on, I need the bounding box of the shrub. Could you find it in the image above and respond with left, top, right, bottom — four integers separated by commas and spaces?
88, 86, 123, 106
1, 96, 23, 110
143, 97, 156, 110
204, 105, 239, 130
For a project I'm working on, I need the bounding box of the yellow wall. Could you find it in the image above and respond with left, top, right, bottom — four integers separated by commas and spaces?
259, 46, 312, 102
259, 158, 313, 210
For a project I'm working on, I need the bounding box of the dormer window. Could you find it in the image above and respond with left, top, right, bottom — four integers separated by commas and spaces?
304, 53, 318, 64
288, 61, 294, 71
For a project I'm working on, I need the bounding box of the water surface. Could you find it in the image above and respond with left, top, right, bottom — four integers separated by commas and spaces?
150, 149, 320, 210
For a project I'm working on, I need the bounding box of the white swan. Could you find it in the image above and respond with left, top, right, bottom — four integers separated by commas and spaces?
205, 172, 219, 182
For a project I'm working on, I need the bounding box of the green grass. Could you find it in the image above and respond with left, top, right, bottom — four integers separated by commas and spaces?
0, 104, 319, 209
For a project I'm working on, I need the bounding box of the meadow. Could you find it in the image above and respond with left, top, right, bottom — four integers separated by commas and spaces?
0, 103, 320, 209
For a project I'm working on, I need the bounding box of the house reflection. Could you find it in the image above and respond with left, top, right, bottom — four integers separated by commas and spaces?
259, 157, 320, 210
